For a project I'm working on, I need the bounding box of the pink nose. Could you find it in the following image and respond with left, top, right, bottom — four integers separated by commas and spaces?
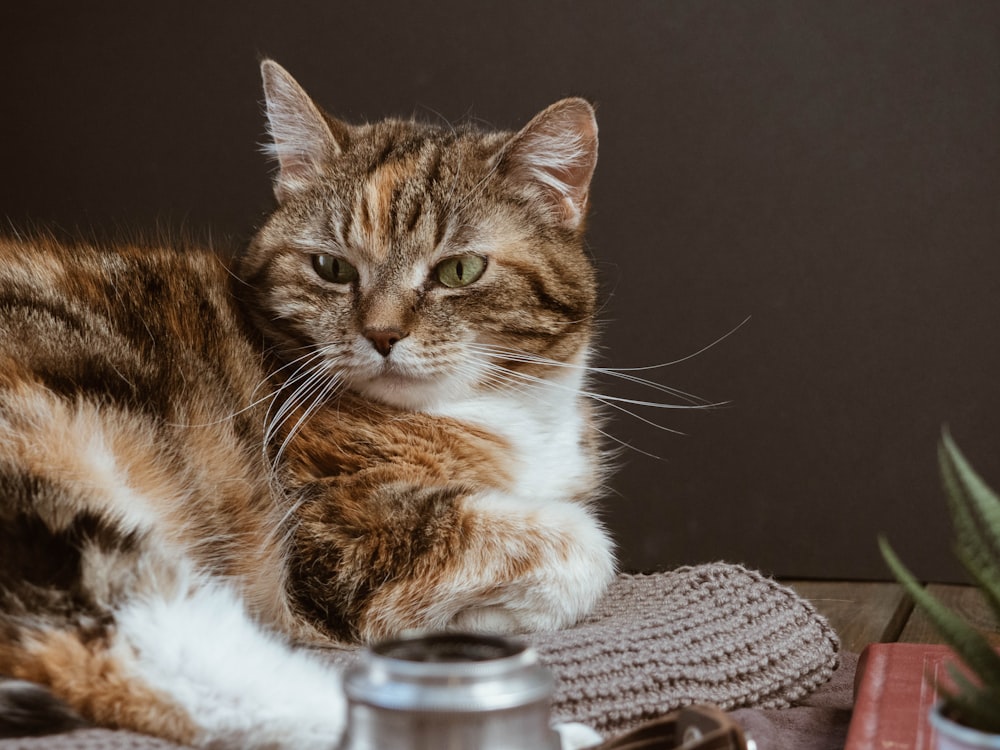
364, 328, 407, 357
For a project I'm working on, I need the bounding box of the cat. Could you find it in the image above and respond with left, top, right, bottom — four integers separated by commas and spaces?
0, 59, 615, 748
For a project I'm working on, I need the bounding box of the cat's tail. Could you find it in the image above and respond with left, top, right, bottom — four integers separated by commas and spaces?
0, 678, 88, 738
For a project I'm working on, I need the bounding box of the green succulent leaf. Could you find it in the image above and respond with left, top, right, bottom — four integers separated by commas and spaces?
940, 432, 1000, 623
879, 536, 1000, 690
880, 433, 1000, 733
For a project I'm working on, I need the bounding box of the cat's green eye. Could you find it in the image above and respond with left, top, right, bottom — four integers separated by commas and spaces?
435, 255, 487, 288
312, 254, 359, 285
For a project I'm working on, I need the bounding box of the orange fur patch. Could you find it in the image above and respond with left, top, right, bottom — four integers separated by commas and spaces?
2, 629, 198, 743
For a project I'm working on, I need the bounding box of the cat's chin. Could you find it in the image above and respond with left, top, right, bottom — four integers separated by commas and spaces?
346, 373, 463, 412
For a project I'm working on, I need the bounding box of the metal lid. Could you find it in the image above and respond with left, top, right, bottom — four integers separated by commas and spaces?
343, 633, 555, 713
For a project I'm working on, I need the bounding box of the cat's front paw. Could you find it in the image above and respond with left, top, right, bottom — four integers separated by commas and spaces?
356, 494, 615, 641
443, 495, 616, 635
448, 605, 522, 634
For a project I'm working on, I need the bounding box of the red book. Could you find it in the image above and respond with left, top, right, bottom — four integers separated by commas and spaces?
845, 642, 957, 750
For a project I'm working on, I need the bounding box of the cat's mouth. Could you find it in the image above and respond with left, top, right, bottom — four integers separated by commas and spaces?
367, 367, 427, 385
337, 350, 474, 410
369, 355, 428, 379
345, 357, 438, 391
346, 367, 451, 411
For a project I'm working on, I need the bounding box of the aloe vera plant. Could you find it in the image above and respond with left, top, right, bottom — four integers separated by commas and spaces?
880, 432, 1000, 734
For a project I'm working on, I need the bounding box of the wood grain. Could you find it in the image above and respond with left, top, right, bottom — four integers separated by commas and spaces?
897, 583, 1000, 645
786, 580, 913, 653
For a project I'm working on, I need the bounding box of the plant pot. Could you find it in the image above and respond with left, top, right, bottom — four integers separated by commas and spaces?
931, 704, 1000, 750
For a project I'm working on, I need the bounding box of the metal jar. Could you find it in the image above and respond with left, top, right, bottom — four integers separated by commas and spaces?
339, 632, 561, 750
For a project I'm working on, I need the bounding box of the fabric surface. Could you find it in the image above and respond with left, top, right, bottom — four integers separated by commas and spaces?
533, 563, 841, 734
0, 563, 844, 749
731, 651, 857, 750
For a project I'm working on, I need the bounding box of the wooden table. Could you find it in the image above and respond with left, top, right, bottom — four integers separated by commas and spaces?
785, 581, 1000, 652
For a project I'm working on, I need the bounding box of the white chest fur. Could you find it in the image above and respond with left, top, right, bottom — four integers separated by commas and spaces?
430, 366, 593, 503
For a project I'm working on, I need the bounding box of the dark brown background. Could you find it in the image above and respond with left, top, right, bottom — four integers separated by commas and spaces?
2, 1, 998, 581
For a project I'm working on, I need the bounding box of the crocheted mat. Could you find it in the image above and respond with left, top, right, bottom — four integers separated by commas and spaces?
533, 563, 840, 734
0, 563, 840, 749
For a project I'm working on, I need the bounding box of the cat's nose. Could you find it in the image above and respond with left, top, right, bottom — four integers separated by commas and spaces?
364, 327, 407, 357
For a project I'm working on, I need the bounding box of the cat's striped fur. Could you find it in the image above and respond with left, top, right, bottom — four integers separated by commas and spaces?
0, 60, 614, 747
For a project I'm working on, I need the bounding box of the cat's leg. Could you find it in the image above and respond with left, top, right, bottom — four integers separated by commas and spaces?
430, 492, 616, 636
293, 480, 616, 641
106, 573, 347, 748
2, 578, 347, 749
0, 517, 346, 749
2, 588, 347, 749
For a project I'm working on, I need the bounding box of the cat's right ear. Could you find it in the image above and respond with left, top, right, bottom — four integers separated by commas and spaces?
260, 60, 347, 201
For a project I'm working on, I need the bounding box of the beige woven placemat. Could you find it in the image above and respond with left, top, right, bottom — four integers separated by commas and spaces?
0, 562, 839, 748
532, 562, 840, 734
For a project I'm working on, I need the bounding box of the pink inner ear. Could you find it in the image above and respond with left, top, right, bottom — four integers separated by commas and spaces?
260, 60, 341, 197
507, 99, 599, 229
270, 140, 319, 183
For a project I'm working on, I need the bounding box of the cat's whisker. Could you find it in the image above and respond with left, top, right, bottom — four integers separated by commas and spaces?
471, 361, 543, 398
471, 351, 690, 433
593, 426, 667, 461
479, 370, 538, 403
272, 493, 311, 558
163, 379, 304, 430
485, 346, 713, 405
166, 352, 330, 429
589, 370, 708, 406
495, 364, 689, 435
471, 359, 675, 452
255, 347, 332, 399
467, 342, 725, 409
262, 369, 317, 445
481, 350, 710, 407
597, 315, 750, 371
224, 349, 333, 432
165, 399, 265, 430
273, 370, 343, 466
263, 344, 348, 470
472, 314, 748, 385
264, 367, 327, 449
262, 352, 334, 454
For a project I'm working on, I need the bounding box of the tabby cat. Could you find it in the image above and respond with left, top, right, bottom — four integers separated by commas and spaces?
0, 60, 614, 747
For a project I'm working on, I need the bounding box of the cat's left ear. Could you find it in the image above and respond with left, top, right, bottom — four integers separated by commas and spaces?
260, 59, 349, 201
498, 98, 598, 231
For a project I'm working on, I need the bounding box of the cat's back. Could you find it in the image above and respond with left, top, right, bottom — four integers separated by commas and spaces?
0, 236, 264, 419
1, 236, 237, 363
0, 232, 274, 478
0, 236, 288, 611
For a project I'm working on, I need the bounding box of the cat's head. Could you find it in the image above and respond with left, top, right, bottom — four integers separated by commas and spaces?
238, 60, 599, 411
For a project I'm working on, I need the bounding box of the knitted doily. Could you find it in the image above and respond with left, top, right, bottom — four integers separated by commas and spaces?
531, 562, 840, 734
0, 563, 838, 749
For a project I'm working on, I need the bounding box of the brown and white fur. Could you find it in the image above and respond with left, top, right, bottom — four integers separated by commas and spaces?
0, 60, 614, 748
